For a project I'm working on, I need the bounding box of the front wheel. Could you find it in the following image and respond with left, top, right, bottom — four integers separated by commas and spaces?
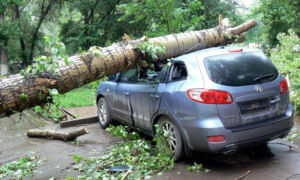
158, 117, 184, 160
97, 98, 112, 129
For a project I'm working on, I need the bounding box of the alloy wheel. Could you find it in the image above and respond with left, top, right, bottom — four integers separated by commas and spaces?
161, 121, 177, 153
98, 99, 107, 125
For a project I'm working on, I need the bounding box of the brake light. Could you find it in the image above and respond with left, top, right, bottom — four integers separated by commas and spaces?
208, 136, 225, 142
187, 89, 233, 104
280, 78, 288, 94
228, 49, 243, 53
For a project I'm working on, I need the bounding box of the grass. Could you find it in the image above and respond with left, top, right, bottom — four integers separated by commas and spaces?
59, 79, 105, 108
59, 87, 96, 108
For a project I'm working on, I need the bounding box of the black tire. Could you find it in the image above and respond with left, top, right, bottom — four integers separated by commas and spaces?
158, 117, 184, 160
97, 97, 112, 129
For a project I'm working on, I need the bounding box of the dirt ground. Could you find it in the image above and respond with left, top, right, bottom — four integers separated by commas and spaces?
0, 106, 300, 180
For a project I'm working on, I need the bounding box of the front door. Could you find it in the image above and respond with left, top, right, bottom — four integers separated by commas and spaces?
127, 69, 165, 129
111, 69, 138, 125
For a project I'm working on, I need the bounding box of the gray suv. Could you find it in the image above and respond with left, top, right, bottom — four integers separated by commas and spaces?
96, 47, 294, 159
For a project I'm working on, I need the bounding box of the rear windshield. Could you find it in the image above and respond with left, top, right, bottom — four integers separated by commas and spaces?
204, 52, 279, 86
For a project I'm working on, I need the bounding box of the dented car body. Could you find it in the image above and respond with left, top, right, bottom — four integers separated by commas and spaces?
96, 47, 294, 158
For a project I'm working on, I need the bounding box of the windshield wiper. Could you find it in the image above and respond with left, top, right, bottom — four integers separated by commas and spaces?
253, 73, 275, 83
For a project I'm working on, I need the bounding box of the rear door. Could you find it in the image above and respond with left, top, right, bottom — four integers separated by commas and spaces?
201, 52, 288, 128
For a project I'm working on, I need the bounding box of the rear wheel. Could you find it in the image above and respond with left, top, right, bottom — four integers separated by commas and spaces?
97, 98, 112, 129
158, 117, 183, 160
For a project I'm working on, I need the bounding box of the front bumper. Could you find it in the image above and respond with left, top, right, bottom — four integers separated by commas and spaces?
181, 104, 294, 153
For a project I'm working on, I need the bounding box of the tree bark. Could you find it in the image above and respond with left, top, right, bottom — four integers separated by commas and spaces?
0, 49, 9, 77
14, 5, 27, 64
0, 13, 9, 77
27, 128, 88, 141
0, 19, 257, 117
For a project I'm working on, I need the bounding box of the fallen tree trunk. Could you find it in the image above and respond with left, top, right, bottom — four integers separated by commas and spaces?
27, 128, 88, 141
0, 19, 257, 117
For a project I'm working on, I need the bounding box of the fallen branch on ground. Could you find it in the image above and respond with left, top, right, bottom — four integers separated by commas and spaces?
27, 128, 88, 141
58, 106, 76, 119
60, 116, 98, 128
121, 169, 131, 180
235, 170, 251, 180
58, 114, 67, 121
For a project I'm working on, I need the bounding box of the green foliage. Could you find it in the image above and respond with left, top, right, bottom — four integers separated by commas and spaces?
24, 36, 73, 122
60, 0, 124, 54
20, 93, 27, 100
254, 0, 300, 46
1, 0, 66, 69
34, 96, 64, 123
118, 0, 241, 37
287, 133, 300, 143
82, 46, 104, 58
34, 88, 65, 123
0, 155, 44, 180
269, 29, 300, 113
0, 0, 26, 47
71, 125, 175, 179
22, 36, 69, 77
137, 41, 166, 61
187, 162, 210, 173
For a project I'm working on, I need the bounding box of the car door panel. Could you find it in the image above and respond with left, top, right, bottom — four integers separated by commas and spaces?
128, 83, 165, 129
110, 69, 138, 125
111, 83, 133, 125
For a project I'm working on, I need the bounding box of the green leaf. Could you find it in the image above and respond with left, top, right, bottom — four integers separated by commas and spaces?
35, 57, 42, 62
49, 89, 59, 96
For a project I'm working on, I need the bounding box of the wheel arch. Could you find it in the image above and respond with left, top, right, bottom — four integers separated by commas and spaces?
151, 112, 188, 142
96, 93, 104, 104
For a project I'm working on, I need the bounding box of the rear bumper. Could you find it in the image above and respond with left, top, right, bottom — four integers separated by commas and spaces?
181, 103, 294, 153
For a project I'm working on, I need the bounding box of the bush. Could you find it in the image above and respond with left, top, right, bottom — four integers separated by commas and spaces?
270, 29, 300, 114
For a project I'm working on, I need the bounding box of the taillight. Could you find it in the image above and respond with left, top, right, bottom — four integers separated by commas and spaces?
208, 136, 225, 142
280, 78, 288, 94
187, 89, 233, 104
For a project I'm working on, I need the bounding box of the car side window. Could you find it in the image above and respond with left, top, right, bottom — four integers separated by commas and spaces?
170, 62, 187, 81
138, 69, 159, 83
120, 69, 138, 83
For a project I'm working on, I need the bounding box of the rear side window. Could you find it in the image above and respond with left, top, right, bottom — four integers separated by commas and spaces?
170, 63, 187, 81
204, 52, 278, 86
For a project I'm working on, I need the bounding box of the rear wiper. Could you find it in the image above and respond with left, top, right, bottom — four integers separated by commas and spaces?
253, 73, 275, 83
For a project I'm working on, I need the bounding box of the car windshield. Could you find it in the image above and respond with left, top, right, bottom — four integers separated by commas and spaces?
203, 52, 279, 86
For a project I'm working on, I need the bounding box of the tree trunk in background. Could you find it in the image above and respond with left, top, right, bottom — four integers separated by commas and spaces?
0, 13, 9, 77
0, 49, 9, 77
28, 0, 56, 65
14, 5, 27, 64
0, 19, 257, 117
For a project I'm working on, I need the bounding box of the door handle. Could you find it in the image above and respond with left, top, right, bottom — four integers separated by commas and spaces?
123, 91, 130, 96
150, 94, 159, 98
